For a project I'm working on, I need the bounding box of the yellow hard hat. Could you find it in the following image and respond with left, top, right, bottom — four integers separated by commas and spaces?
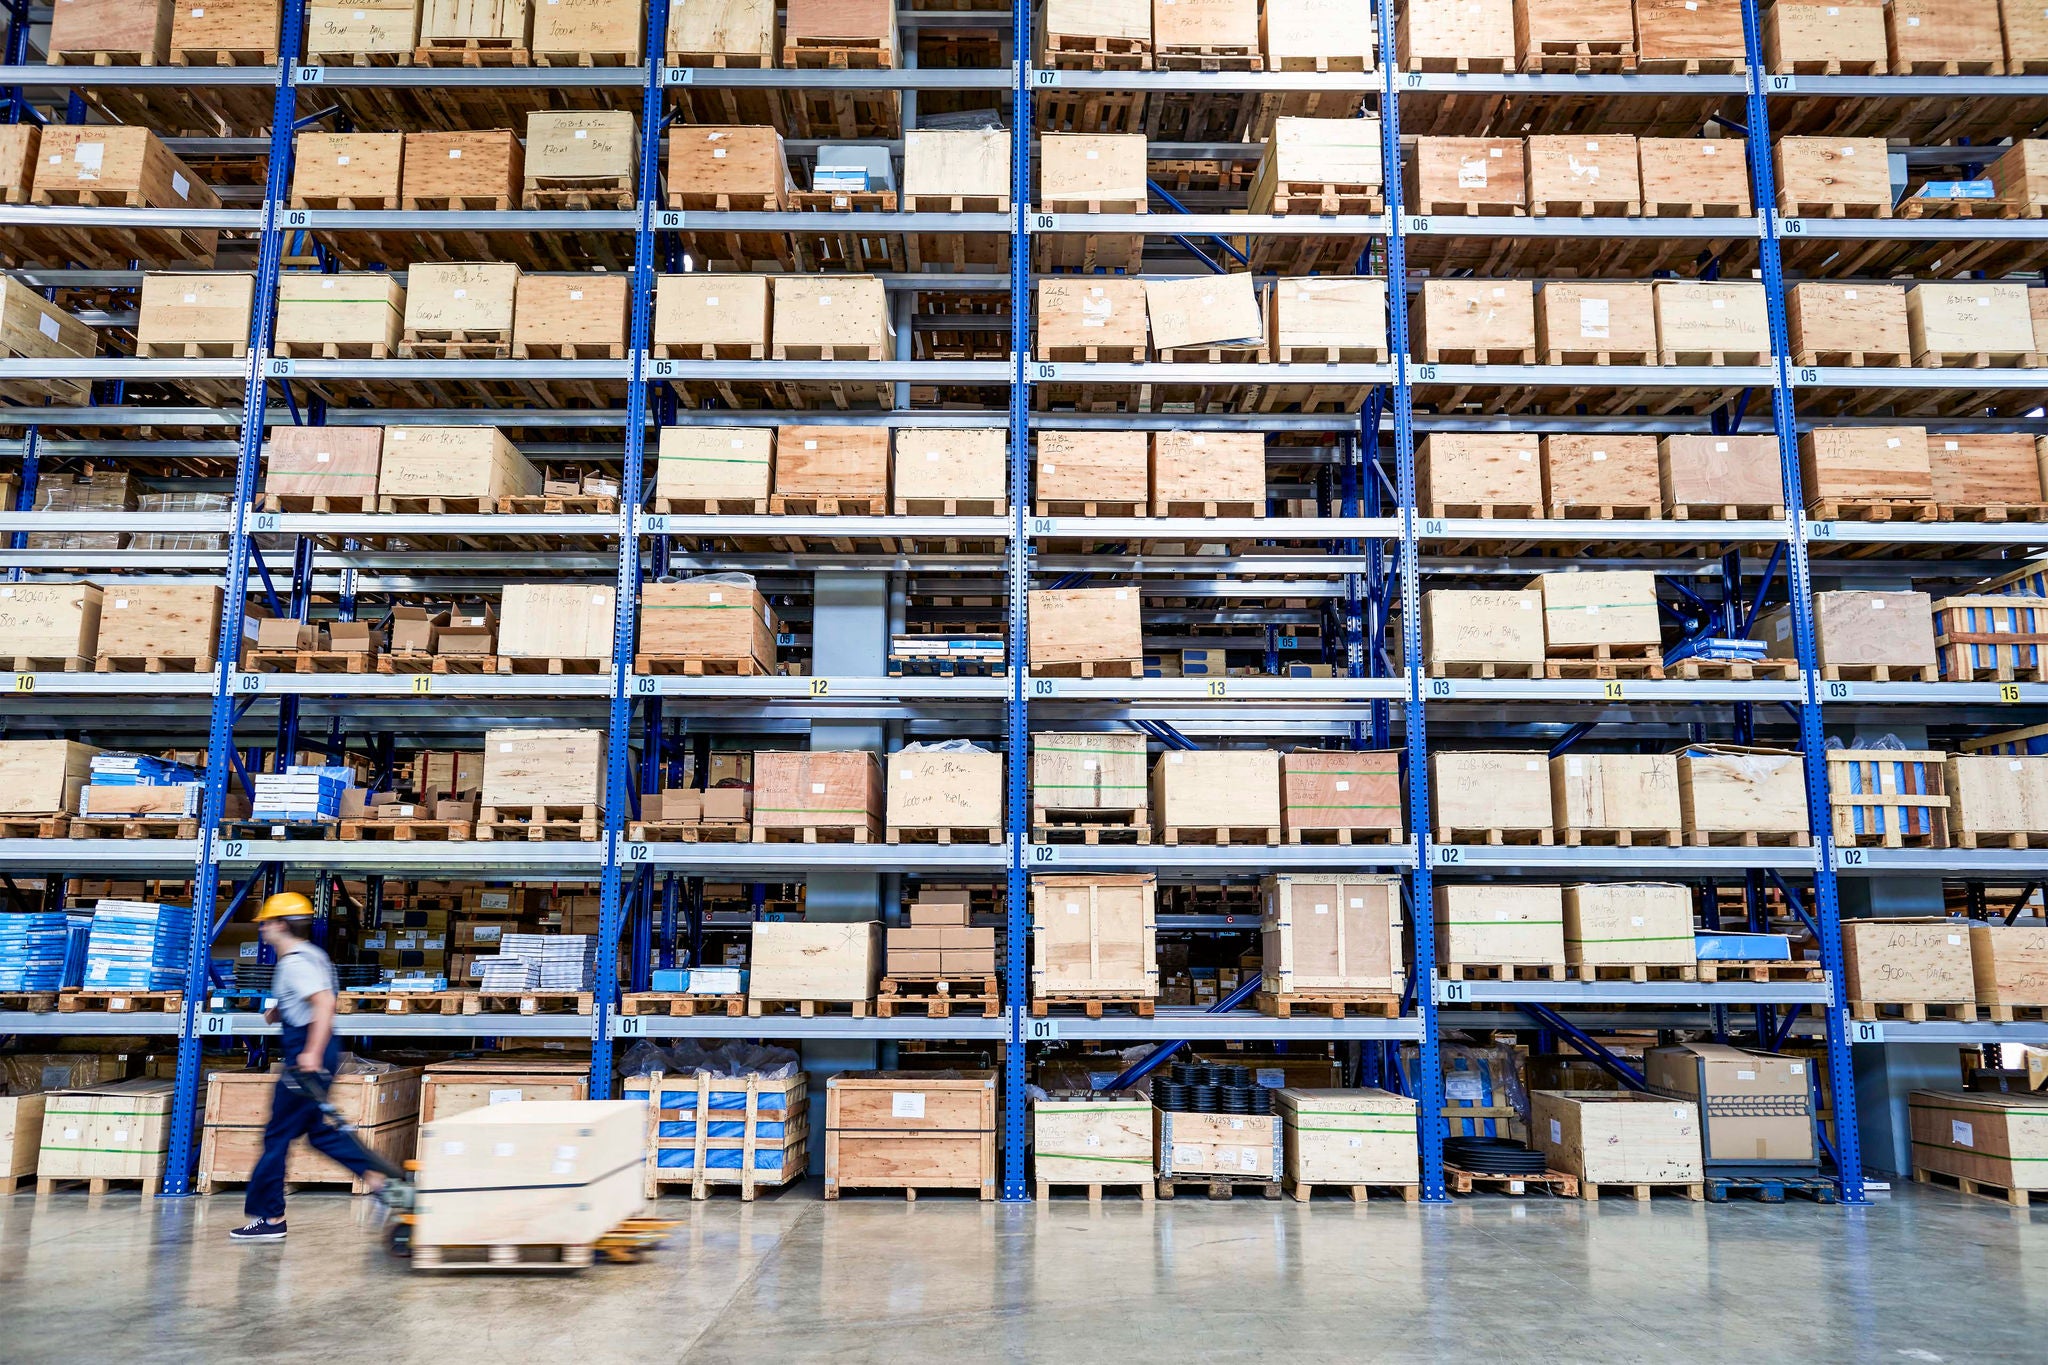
256, 891, 314, 921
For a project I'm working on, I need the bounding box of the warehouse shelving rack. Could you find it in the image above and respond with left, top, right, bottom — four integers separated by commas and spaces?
1, 0, 2046, 1207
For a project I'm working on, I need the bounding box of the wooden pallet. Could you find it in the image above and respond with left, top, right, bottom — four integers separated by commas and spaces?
338, 819, 473, 842
625, 820, 747, 843
893, 497, 1007, 517
1041, 33, 1153, 70
5, 656, 88, 673
1255, 991, 1401, 1019
466, 991, 594, 1016
1791, 349, 1909, 368
1033, 500, 1146, 518
617, 991, 746, 1017
398, 330, 512, 359
1441, 962, 1568, 982
1694, 960, 1826, 984
1819, 663, 1940, 683
337, 990, 469, 1016
524, 180, 635, 210
1568, 963, 1699, 983
1029, 659, 1144, 678
651, 497, 770, 515
1283, 825, 1406, 846
492, 656, 611, 676
68, 818, 201, 841
1159, 825, 1280, 846
1682, 827, 1813, 847
650, 1160, 807, 1203
1541, 351, 1654, 368
1444, 1164, 1580, 1198
1658, 349, 1766, 366
751, 823, 877, 844
1702, 1175, 1839, 1204
245, 649, 377, 674
477, 804, 602, 842
1914, 1167, 2034, 1207
1936, 503, 2048, 524
745, 997, 871, 1018
1807, 499, 1940, 524
1954, 831, 2048, 850
1936, 649, 2048, 684
1544, 501, 1660, 519
377, 653, 500, 675
496, 494, 620, 515
1036, 1179, 1156, 1201
1411, 198, 1526, 217
376, 497, 500, 514
35, 1173, 161, 1197
1031, 994, 1154, 1019
1559, 827, 1684, 848
1664, 658, 1800, 682
633, 654, 779, 677
1420, 347, 1535, 365
413, 1217, 678, 1270
885, 824, 1003, 845
1913, 350, 2041, 369
876, 974, 1001, 1019
1435, 827, 1555, 846
766, 495, 888, 516
94, 654, 213, 674
0, 815, 69, 839
781, 36, 895, 68
1580, 1179, 1705, 1202
1850, 999, 1978, 1023
1157, 1176, 1281, 1200
1286, 1180, 1421, 1203
1544, 643, 1665, 680
0, 992, 57, 1012
1033, 808, 1152, 844
57, 990, 183, 1014
271, 340, 393, 360
1668, 502, 1785, 521
1983, 1003, 2048, 1023
1425, 660, 1545, 679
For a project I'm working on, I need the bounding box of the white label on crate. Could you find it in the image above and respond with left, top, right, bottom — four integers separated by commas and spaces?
1550, 1119, 1563, 1144
810, 783, 826, 794
1335, 780, 1350, 791
1715, 441, 1728, 451
1790, 1063, 1804, 1075
449, 149, 461, 159
494, 1142, 515, 1157
112, 1129, 129, 1143
1631, 916, 1644, 927
1525, 760, 1540, 770
1347, 1136, 1364, 1149
2015, 760, 2027, 771
1459, 159, 1488, 188
1872, 598, 1886, 608
1446, 1075, 1484, 1100
1349, 898, 1362, 909
1084, 1133, 1099, 1148
74, 142, 103, 179
1522, 599, 1534, 609
1580, 298, 1610, 338
1114, 589, 1127, 599
1190, 435, 1205, 446
730, 439, 742, 449
1172, 1143, 1201, 1166
38, 313, 59, 340
1712, 299, 1725, 309
489, 1089, 523, 1105
574, 129, 587, 139
804, 440, 817, 450
443, 1141, 465, 1155
569, 290, 583, 301
1170, 754, 1183, 764
1591, 450, 1607, 462
62, 1127, 79, 1140
1082, 759, 1096, 770
707, 591, 722, 602
1950, 934, 1963, 945
1841, 147, 1856, 156
1492, 287, 1505, 298
892, 1092, 926, 1119
1828, 5, 1838, 11
1685, 0, 1696, 7
453, 289, 466, 298
1907, 15, 1920, 23
819, 296, 832, 305
900, 768, 915, 780
1041, 463, 1056, 474
1, 589, 11, 598
551, 1160, 575, 1174
1240, 1148, 1260, 1172
1067, 902, 1081, 914
1085, 149, 1099, 159
1315, 904, 1329, 914
1953, 1120, 1974, 1147
337, 155, 349, 166
1845, 289, 1858, 299
1518, 449, 1533, 461
393, 431, 405, 439
1946, 440, 1958, 450
592, 595, 604, 605
1737, 1070, 1756, 1080
1227, 1118, 1245, 1131
114, 599, 127, 609
184, 294, 198, 304
171, 172, 189, 199
500, 743, 514, 751
1980, 296, 1992, 306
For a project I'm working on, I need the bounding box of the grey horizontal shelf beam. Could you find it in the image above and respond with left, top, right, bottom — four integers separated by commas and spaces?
1403, 214, 1760, 239
0, 1011, 182, 1036
0, 512, 233, 533
0, 838, 199, 870
1040, 678, 1409, 702
663, 66, 1011, 90
1431, 844, 1820, 873
638, 676, 1008, 701
616, 1013, 1009, 1040
639, 512, 1009, 538
0, 206, 261, 229
213, 841, 604, 872
1028, 69, 1376, 92
1399, 72, 1746, 93
3, 672, 215, 695
297, 208, 637, 231
1028, 362, 1396, 383
0, 63, 275, 87
1832, 847, 2048, 874
1027, 1012, 1424, 1042
1768, 74, 2048, 96
0, 357, 246, 380
1854, 1020, 2048, 1044
266, 512, 617, 537
1797, 366, 2048, 389
229, 672, 614, 697
1424, 678, 1806, 702
1421, 517, 1789, 543
663, 210, 1012, 233
1437, 979, 1832, 1006
1024, 844, 1419, 872
647, 358, 1009, 382
207, 1011, 597, 1038
1029, 212, 1387, 236
623, 842, 1007, 872
1808, 521, 2048, 546
1032, 516, 1400, 539
1413, 363, 1776, 386
1819, 682, 2048, 705
1780, 216, 2048, 240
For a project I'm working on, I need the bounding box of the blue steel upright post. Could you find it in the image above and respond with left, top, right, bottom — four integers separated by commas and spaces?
1002, 0, 1032, 1203
1378, 0, 1448, 1203
163, 0, 308, 1195
1738, 0, 1866, 1203
590, 0, 673, 1100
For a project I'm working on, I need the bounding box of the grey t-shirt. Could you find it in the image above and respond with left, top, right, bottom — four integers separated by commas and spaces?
273, 942, 339, 1028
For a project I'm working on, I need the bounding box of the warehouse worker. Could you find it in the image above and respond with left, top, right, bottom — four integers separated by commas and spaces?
229, 892, 384, 1243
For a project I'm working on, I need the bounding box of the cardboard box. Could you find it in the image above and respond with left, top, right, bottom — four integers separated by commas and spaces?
1151, 750, 1281, 834
0, 582, 103, 663
1279, 749, 1403, 841
1029, 587, 1142, 668
1677, 745, 1808, 838
481, 728, 606, 809
1763, 590, 1936, 671
752, 750, 884, 836
1531, 1091, 1704, 1184
1260, 873, 1404, 995
1551, 753, 1682, 834
498, 584, 615, 659
1842, 917, 1975, 1005
637, 579, 777, 670
1564, 883, 1697, 967
1530, 570, 1661, 650
0, 740, 102, 815
1415, 279, 1537, 361
886, 746, 1003, 834
1535, 282, 1657, 363
378, 427, 540, 502
770, 275, 890, 358
138, 273, 253, 350
1908, 1090, 2048, 1193
1644, 1044, 1814, 1164
94, 584, 222, 662
1416, 433, 1542, 513
1433, 750, 1551, 830
1798, 426, 1934, 505
1143, 273, 1262, 354
1421, 590, 1545, 670
1542, 435, 1660, 515
1434, 883, 1566, 967
1036, 431, 1149, 509
1659, 435, 1783, 513
750, 921, 882, 1002
1032, 874, 1156, 996
388, 606, 445, 655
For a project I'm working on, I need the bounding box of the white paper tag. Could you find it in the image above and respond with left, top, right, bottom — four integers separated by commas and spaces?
493, 1142, 516, 1157
171, 173, 189, 199
1737, 1070, 1756, 1080
1550, 1118, 1563, 1144
892, 1092, 926, 1119
1953, 1119, 1973, 1147
811, 783, 826, 794
37, 314, 59, 340
488, 1088, 522, 1105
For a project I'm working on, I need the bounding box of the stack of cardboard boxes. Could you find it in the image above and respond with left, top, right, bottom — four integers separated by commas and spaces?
885, 890, 995, 979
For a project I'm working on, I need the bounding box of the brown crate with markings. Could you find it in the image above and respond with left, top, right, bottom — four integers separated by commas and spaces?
1786, 282, 1909, 365
903, 129, 1010, 205
262, 428, 383, 504
513, 274, 630, 357
32, 125, 219, 226
653, 273, 769, 358
1417, 432, 1542, 514
1774, 136, 1891, 215
1535, 282, 1656, 363
418, 0, 533, 49
1262, 0, 1375, 69
1542, 435, 1660, 516
1633, 0, 1746, 67
1928, 434, 2045, 508
2002, 0, 2048, 69
403, 261, 520, 345
1636, 136, 1750, 214
1843, 919, 1974, 1006
1516, 0, 1634, 68
1033, 731, 1149, 816
1280, 750, 1403, 842
306, 0, 418, 58
1526, 134, 1641, 211
784, 0, 897, 62
1040, 133, 1148, 205
1532, 1091, 1703, 1184
1531, 570, 1661, 650
1764, 0, 1888, 73
0, 739, 102, 815
401, 131, 523, 208
1149, 431, 1264, 515
1988, 139, 2048, 209
774, 426, 889, 505
1434, 883, 1565, 967
1036, 431, 1148, 510
1886, 0, 2005, 73
1143, 273, 1263, 354
1909, 1091, 2048, 1196
1563, 883, 1696, 968
638, 579, 778, 671
752, 750, 884, 838
1798, 426, 1933, 505
1029, 587, 1142, 669
1433, 750, 1552, 831
666, 124, 790, 208
1971, 924, 2048, 1008
523, 110, 636, 206
0, 277, 93, 402
481, 728, 605, 809
1652, 281, 1768, 362
1907, 282, 2037, 363
1153, 0, 1258, 54
531, 0, 642, 63
1551, 754, 1682, 836
1261, 873, 1405, 995
0, 584, 102, 667
1422, 591, 1545, 672
416, 1060, 589, 1125
1037, 277, 1148, 358
824, 1071, 995, 1200
1156, 1110, 1279, 1183
1409, 137, 1525, 213
378, 427, 540, 502
894, 430, 1006, 513
1033, 1097, 1153, 1191
275, 273, 406, 356
886, 747, 1003, 837
290, 133, 404, 208
1675, 744, 1809, 839
47, 0, 174, 62
1032, 874, 1157, 997
1946, 754, 2048, 842
0, 124, 35, 202
1266, 276, 1386, 361
169, 0, 280, 61
498, 585, 615, 660
1151, 750, 1281, 839
1763, 590, 1937, 673
95, 585, 221, 664
1398, 0, 1515, 68
137, 273, 254, 352
771, 276, 891, 358
1415, 279, 1536, 361
668, 0, 774, 63
1248, 116, 1384, 208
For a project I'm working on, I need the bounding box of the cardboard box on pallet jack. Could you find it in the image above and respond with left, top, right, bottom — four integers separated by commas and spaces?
1643, 1044, 1817, 1168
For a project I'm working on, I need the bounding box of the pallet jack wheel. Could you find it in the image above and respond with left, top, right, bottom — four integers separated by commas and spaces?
386, 1220, 413, 1259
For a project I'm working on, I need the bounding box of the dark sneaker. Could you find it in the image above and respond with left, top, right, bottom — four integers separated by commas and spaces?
229, 1219, 286, 1243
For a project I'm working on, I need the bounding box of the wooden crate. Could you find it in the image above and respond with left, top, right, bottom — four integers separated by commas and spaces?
1534, 282, 1657, 364
1152, 750, 1281, 839
1947, 754, 2048, 842
512, 273, 629, 357
1262, 0, 1374, 69
48, 0, 174, 62
753, 750, 884, 838
0, 1093, 45, 1188
1929, 435, 2045, 510
306, 0, 418, 59
1785, 282, 1909, 366
0, 277, 93, 401
751, 921, 882, 1001
413, 1102, 642, 1257
1434, 883, 1566, 967
1637, 136, 1751, 215
1524, 134, 1641, 212
401, 130, 523, 208
1279, 750, 1403, 842
1034, 1097, 1154, 1192
205, 1066, 422, 1128
1676, 745, 1810, 840
1551, 753, 1682, 835
775, 426, 889, 506
1417, 433, 1542, 515
894, 429, 1006, 513
274, 272, 406, 356
626, 1070, 805, 1200
1032, 874, 1157, 996
418, 0, 531, 49
1936, 594, 2048, 683
668, 0, 775, 64
1432, 750, 1552, 831
138, 273, 253, 352
1149, 431, 1264, 516
1029, 587, 1142, 670
480, 727, 605, 808
1764, 589, 1937, 674
1988, 140, 2048, 210
95, 584, 221, 663
1277, 1089, 1416, 1193
263, 428, 383, 505
1563, 883, 1696, 968
499, 584, 614, 660
653, 273, 770, 357
1040, 133, 1148, 207
1260, 873, 1404, 995
523, 110, 637, 207
1886, 0, 2005, 73
0, 584, 103, 667
1266, 277, 1386, 362
1652, 280, 1768, 362
1531, 570, 1661, 650
1798, 426, 1934, 506
1152, 0, 1259, 57
1774, 136, 1891, 215
532, 0, 640, 63
378, 426, 540, 502
824, 1071, 995, 1200
1422, 590, 1545, 673
784, 0, 897, 63
1414, 280, 1537, 363
1541, 435, 1660, 516
1248, 115, 1385, 209
37, 1083, 172, 1191
0, 124, 35, 202
1971, 925, 2048, 1008
638, 578, 777, 670
169, 0, 279, 61
1409, 137, 1525, 214
886, 746, 1003, 837
1827, 749, 1950, 847
2003, 0, 2048, 70
32, 125, 217, 225
1907, 282, 2037, 364
402, 261, 520, 346
1909, 1091, 2048, 1198
289, 133, 403, 208
903, 130, 1010, 205
1037, 277, 1148, 359
1036, 431, 1148, 510
1398, 0, 1515, 69
1634, 0, 1745, 67
0, 740, 101, 815
1843, 919, 1974, 1006
1143, 273, 1263, 355
1765, 0, 1888, 73
771, 276, 891, 358
1156, 1110, 1280, 1183
666, 126, 790, 209
1033, 731, 1149, 814
1531, 1092, 1704, 1185
1514, 0, 1633, 69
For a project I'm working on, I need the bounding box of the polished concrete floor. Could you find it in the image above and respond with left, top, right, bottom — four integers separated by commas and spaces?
1, 1181, 2043, 1363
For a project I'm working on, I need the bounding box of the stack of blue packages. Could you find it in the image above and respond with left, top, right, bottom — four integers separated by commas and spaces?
250, 765, 355, 822
81, 900, 194, 991
87, 753, 202, 787
0, 912, 72, 991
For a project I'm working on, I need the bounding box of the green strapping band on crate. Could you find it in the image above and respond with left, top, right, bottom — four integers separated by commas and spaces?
1438, 920, 1565, 927
273, 470, 376, 478
1042, 1103, 1152, 1112
1035, 745, 1147, 755
754, 807, 872, 815
1292, 769, 1398, 777
1911, 1139, 2048, 1161
1034, 783, 1148, 790
1293, 1125, 1417, 1135
656, 455, 770, 465
1286, 803, 1403, 811
1564, 934, 1695, 944
1911, 1102, 2048, 1119
1036, 1152, 1153, 1166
